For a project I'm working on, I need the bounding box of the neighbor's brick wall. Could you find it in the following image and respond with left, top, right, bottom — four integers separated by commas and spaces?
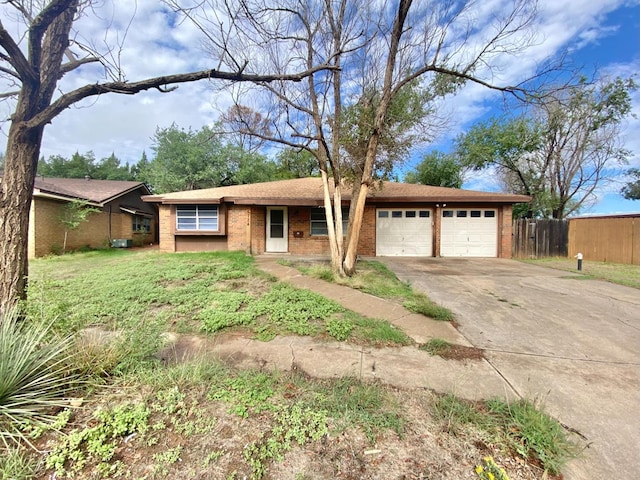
29, 197, 110, 257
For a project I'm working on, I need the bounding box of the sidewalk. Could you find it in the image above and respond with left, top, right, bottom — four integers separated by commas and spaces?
203, 257, 518, 401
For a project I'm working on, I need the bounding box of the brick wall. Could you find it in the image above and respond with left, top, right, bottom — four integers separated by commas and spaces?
227, 205, 251, 252
158, 204, 176, 253
30, 197, 110, 257
499, 205, 513, 259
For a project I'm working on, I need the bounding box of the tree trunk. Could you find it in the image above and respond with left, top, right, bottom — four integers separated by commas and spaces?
0, 123, 44, 315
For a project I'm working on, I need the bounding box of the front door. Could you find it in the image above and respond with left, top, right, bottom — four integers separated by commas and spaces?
266, 207, 288, 252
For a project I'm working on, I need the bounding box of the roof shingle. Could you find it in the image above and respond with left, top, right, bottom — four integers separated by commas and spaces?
143, 177, 530, 205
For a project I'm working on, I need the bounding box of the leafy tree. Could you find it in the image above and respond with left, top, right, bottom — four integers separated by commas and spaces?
621, 168, 640, 200
274, 149, 319, 179
58, 200, 100, 253
404, 151, 464, 188
457, 77, 636, 218
143, 125, 225, 193
0, 1, 331, 313
38, 152, 96, 178
141, 125, 278, 193
94, 153, 133, 180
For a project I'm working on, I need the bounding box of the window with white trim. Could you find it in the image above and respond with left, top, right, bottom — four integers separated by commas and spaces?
176, 205, 218, 231
310, 207, 349, 236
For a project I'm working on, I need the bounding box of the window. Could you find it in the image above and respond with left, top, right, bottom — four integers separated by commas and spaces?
456, 210, 467, 218
132, 216, 151, 233
419, 211, 430, 218
392, 211, 403, 218
470, 210, 482, 218
484, 210, 496, 218
176, 205, 218, 231
310, 207, 349, 236
378, 211, 389, 218
405, 211, 416, 218
443, 210, 453, 218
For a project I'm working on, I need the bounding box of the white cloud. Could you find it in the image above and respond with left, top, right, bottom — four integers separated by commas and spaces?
1, 0, 638, 216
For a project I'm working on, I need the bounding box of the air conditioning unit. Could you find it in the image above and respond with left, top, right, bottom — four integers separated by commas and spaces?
111, 239, 132, 248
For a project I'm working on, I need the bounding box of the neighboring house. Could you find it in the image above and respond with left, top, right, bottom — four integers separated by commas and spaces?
143, 177, 529, 258
27, 177, 157, 257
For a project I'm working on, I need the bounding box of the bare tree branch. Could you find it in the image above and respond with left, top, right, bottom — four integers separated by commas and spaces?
22, 63, 338, 129
0, 19, 37, 82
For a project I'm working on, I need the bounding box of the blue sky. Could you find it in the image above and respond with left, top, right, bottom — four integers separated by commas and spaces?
1, 0, 638, 215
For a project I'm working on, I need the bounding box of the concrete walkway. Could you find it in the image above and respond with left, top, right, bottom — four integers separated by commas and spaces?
206, 256, 519, 402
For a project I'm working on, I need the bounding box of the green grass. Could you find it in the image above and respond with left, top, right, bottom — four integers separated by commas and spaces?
26, 250, 410, 372
0, 447, 39, 480
419, 338, 452, 356
435, 394, 578, 475
294, 260, 454, 321
522, 258, 639, 289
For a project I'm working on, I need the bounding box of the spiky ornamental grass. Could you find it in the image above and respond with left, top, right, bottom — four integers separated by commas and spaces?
0, 309, 77, 448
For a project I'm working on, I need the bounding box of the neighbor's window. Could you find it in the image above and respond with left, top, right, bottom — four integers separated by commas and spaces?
132, 215, 151, 233
176, 205, 218, 231
310, 207, 349, 236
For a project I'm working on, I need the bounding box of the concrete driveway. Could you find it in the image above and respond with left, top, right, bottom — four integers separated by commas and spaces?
380, 257, 640, 480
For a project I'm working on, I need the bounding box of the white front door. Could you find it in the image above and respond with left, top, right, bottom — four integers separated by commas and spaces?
266, 207, 288, 252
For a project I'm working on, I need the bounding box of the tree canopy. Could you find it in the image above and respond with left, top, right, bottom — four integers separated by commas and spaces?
455, 77, 637, 218
38, 152, 134, 180
621, 168, 640, 200
404, 151, 464, 188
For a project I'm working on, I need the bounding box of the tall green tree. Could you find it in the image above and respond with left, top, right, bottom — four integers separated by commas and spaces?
94, 153, 133, 180
38, 151, 96, 178
456, 77, 636, 218
0, 1, 331, 314
141, 125, 279, 193
404, 151, 464, 188
621, 168, 640, 200
274, 149, 319, 179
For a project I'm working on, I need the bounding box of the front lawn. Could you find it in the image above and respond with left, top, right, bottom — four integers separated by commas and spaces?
0, 250, 580, 480
27, 249, 411, 349
522, 257, 640, 289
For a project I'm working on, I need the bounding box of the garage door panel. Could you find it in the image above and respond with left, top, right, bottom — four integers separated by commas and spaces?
441, 209, 497, 257
376, 209, 432, 256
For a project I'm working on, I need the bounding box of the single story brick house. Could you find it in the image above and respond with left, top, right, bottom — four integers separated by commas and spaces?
27, 177, 157, 257
143, 177, 529, 258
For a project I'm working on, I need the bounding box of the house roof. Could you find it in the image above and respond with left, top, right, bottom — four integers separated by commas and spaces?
33, 177, 151, 206
142, 177, 530, 205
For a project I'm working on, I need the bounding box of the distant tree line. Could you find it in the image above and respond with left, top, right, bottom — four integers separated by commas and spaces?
34, 120, 319, 193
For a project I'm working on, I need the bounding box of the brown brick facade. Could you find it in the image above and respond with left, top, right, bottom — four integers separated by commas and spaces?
28, 197, 156, 258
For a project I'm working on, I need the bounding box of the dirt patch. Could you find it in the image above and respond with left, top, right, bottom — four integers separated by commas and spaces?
437, 344, 485, 362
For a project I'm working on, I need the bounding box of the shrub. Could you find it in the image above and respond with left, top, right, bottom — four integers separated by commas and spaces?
0, 309, 77, 447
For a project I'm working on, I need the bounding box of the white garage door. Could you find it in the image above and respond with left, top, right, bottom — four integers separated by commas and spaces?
376, 209, 433, 256
440, 209, 498, 257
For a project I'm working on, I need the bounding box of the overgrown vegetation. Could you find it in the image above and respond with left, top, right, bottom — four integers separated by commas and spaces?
0, 250, 579, 479
435, 394, 578, 475
0, 309, 77, 448
27, 250, 408, 353
291, 259, 454, 321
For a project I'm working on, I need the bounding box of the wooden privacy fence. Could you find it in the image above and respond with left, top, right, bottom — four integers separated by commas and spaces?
512, 219, 568, 259
512, 214, 640, 265
568, 215, 639, 265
